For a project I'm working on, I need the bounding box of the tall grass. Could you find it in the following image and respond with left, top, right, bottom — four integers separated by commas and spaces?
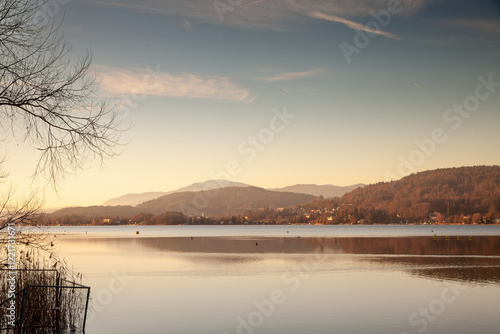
1, 246, 89, 333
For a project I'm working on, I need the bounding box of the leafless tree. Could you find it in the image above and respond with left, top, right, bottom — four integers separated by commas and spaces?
0, 0, 123, 238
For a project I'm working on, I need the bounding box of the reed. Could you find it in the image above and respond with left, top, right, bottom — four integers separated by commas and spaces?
1, 246, 89, 333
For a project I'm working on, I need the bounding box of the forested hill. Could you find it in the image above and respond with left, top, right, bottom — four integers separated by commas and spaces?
136, 186, 316, 215
51, 205, 140, 218
340, 166, 500, 222
49, 166, 500, 225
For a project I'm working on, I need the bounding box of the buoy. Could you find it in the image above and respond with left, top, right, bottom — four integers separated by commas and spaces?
136, 231, 139, 235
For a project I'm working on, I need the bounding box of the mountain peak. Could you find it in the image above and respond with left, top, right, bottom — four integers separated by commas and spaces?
176, 179, 251, 193
103, 180, 252, 206
103, 180, 365, 207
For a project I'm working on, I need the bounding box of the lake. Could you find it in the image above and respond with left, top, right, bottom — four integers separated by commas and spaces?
49, 225, 500, 334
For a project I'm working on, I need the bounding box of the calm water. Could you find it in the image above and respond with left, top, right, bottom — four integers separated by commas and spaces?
50, 225, 500, 334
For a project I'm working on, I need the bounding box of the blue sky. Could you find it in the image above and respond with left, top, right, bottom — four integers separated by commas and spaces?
5, 0, 500, 208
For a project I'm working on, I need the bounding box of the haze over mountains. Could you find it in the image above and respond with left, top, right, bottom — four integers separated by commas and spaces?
103, 180, 364, 206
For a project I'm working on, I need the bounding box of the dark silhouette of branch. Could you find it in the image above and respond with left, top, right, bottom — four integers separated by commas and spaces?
0, 0, 126, 248
1, 0, 124, 188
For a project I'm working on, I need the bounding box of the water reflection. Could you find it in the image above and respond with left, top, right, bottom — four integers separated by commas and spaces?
67, 234, 500, 255
63, 236, 500, 285
56, 233, 500, 334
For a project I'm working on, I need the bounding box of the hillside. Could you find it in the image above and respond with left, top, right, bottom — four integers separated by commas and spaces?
136, 186, 316, 215
51, 205, 141, 218
339, 166, 500, 223
270, 183, 365, 198
103, 192, 170, 207
103, 180, 251, 206
50, 166, 500, 225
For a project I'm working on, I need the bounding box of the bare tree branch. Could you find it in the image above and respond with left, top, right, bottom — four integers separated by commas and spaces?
0, 0, 126, 251
0, 0, 125, 189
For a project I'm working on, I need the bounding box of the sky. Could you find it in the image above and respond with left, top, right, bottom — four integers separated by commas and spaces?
3, 0, 500, 209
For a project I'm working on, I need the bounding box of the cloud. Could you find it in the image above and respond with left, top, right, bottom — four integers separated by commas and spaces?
287, 0, 428, 18
257, 69, 321, 82
84, 0, 428, 31
97, 66, 253, 102
308, 11, 401, 40
238, 0, 267, 8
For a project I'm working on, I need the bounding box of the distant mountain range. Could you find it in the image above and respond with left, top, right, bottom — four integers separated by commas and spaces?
51, 205, 140, 218
53, 186, 316, 217
103, 180, 251, 206
49, 166, 500, 224
136, 187, 316, 216
270, 184, 365, 198
103, 180, 364, 206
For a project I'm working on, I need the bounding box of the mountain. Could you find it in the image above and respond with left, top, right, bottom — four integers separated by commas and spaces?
269, 183, 365, 198
103, 180, 251, 206
174, 179, 251, 192
103, 192, 170, 207
49, 166, 500, 224
339, 166, 500, 223
51, 205, 141, 218
136, 186, 316, 216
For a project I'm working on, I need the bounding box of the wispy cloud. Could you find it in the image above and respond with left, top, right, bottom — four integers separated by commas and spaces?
257, 69, 321, 82
309, 11, 401, 40
238, 0, 267, 8
85, 0, 428, 31
98, 66, 253, 102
